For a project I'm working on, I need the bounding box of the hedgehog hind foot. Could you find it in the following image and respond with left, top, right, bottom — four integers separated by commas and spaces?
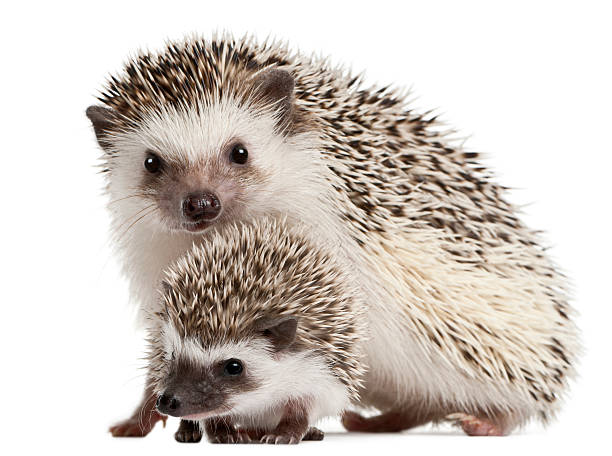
175, 419, 203, 443
342, 410, 431, 433
446, 413, 505, 436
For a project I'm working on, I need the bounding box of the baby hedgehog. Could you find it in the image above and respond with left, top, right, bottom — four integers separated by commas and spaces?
87, 34, 579, 436
148, 217, 365, 444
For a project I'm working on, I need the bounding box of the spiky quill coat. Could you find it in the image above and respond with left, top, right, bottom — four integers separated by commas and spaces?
148, 218, 365, 425
93, 34, 579, 431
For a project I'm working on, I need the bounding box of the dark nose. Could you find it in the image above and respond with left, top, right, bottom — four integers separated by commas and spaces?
182, 192, 221, 222
156, 393, 180, 416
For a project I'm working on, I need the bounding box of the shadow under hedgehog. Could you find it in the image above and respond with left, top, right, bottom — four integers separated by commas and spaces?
147, 217, 365, 444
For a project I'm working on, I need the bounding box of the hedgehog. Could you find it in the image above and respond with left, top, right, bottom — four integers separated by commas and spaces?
148, 217, 365, 444
87, 33, 579, 437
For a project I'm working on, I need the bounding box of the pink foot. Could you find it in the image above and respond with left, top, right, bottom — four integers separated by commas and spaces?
447, 413, 505, 436
342, 410, 424, 433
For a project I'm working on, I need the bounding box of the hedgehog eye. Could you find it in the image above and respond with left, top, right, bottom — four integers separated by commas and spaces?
144, 152, 162, 173
229, 144, 248, 165
223, 359, 243, 376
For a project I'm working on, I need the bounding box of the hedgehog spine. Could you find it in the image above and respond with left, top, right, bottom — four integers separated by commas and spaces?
149, 217, 365, 443
88, 33, 579, 436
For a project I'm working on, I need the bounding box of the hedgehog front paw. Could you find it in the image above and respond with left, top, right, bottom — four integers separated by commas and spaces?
259, 426, 323, 444
209, 430, 251, 444
174, 420, 203, 443
109, 412, 167, 437
260, 432, 303, 444
205, 418, 251, 444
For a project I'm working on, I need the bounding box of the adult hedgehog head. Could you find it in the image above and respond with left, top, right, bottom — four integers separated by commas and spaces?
87, 35, 322, 239
148, 217, 365, 424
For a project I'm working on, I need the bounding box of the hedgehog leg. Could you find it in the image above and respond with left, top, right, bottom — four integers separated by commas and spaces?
174, 420, 203, 443
205, 417, 251, 444
259, 401, 311, 444
342, 409, 432, 433
446, 413, 505, 436
109, 385, 167, 437
241, 426, 323, 442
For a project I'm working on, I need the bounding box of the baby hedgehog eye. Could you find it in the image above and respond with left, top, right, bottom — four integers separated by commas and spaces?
229, 144, 248, 165
144, 153, 162, 173
223, 359, 243, 376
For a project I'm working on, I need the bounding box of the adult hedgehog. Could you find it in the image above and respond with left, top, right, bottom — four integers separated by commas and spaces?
86, 34, 579, 437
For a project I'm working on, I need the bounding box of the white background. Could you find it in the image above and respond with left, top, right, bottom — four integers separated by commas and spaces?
1, 1, 610, 454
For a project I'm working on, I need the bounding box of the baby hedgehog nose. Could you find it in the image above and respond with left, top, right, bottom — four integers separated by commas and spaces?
156, 393, 180, 415
182, 192, 221, 222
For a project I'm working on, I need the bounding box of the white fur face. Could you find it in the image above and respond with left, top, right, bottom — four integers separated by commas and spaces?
105, 98, 323, 239
154, 323, 350, 427
98, 97, 333, 325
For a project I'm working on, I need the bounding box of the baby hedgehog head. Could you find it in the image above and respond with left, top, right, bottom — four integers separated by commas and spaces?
148, 217, 365, 421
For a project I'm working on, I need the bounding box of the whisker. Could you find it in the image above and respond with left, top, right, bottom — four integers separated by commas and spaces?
107, 193, 150, 206
116, 207, 158, 245
112, 204, 156, 239
137, 390, 158, 431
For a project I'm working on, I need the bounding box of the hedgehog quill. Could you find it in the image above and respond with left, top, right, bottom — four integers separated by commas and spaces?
149, 218, 365, 444
87, 34, 579, 438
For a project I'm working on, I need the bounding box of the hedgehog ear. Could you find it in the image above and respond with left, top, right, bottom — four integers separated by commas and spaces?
255, 316, 298, 351
86, 105, 115, 150
252, 69, 294, 123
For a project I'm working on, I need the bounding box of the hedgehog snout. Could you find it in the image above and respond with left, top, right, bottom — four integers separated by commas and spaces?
182, 191, 221, 222
156, 392, 180, 416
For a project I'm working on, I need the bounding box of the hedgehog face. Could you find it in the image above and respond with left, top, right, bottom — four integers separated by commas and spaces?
154, 317, 300, 420
155, 349, 258, 420
101, 100, 284, 236
88, 68, 323, 240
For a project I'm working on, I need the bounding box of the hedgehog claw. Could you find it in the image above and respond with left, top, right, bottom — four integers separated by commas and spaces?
236, 432, 251, 444
260, 433, 300, 444
208, 429, 251, 444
